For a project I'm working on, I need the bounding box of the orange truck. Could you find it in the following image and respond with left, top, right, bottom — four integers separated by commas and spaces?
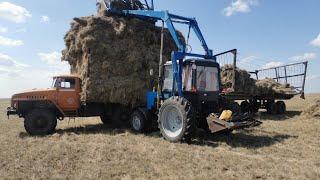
7, 75, 130, 135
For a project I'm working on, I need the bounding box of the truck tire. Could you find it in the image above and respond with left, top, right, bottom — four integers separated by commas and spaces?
130, 108, 147, 133
240, 101, 251, 113
158, 96, 195, 142
24, 109, 57, 135
276, 101, 286, 114
100, 114, 110, 124
267, 102, 277, 115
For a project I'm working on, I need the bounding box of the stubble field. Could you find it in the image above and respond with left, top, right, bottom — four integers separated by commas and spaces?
0, 94, 319, 179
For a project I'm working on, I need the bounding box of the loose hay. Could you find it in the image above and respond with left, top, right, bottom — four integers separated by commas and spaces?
62, 16, 181, 107
221, 65, 296, 95
302, 99, 320, 117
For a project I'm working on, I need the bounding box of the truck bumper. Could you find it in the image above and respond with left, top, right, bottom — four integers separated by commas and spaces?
6, 107, 17, 118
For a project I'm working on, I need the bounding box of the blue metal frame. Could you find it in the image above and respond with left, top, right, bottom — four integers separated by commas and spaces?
105, 0, 214, 98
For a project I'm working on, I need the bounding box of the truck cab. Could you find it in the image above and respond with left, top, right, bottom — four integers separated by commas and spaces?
51, 75, 81, 111
7, 75, 82, 135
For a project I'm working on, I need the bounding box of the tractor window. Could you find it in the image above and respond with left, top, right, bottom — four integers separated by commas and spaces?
163, 65, 173, 91
197, 66, 219, 92
183, 65, 192, 91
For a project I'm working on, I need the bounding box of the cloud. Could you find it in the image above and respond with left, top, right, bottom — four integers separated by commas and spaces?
262, 61, 284, 69
0, 53, 28, 68
239, 55, 257, 64
41, 15, 50, 23
38, 51, 70, 72
310, 33, 320, 48
0, 36, 24, 47
0, 2, 31, 23
0, 52, 70, 98
223, 0, 259, 17
38, 51, 63, 66
307, 75, 320, 81
0, 27, 7, 33
12, 28, 27, 34
289, 53, 317, 62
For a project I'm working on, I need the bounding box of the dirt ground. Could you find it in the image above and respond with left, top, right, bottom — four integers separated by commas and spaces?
0, 94, 319, 179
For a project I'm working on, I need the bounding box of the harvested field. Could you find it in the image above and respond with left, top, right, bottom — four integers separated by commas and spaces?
62, 16, 180, 107
0, 94, 320, 179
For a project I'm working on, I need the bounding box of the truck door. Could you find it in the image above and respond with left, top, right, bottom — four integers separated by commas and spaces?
56, 78, 80, 110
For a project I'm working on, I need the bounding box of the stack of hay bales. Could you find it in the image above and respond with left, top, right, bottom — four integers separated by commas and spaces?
220, 65, 296, 95
62, 16, 180, 107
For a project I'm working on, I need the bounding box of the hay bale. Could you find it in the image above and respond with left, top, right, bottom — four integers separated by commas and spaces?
221, 65, 257, 94
302, 100, 320, 118
221, 65, 296, 95
255, 78, 296, 95
62, 16, 181, 107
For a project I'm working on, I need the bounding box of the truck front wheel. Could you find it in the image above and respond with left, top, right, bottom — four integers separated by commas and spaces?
24, 109, 57, 135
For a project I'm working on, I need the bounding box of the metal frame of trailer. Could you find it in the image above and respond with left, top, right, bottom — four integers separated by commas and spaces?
216, 50, 308, 114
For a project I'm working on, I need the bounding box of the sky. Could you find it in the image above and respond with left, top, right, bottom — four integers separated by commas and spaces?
0, 0, 319, 98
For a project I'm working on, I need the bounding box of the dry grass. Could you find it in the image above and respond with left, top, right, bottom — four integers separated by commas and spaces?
0, 95, 320, 179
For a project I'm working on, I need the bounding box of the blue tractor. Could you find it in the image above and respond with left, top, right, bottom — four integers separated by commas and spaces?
97, 0, 260, 142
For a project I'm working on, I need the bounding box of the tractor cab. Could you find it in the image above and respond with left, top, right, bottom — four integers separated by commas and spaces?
163, 59, 220, 100
162, 59, 222, 123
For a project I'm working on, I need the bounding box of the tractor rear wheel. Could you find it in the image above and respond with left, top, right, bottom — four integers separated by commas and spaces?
158, 96, 195, 142
24, 109, 57, 135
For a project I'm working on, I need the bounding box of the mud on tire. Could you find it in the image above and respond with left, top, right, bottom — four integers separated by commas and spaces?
24, 109, 57, 135
158, 96, 195, 142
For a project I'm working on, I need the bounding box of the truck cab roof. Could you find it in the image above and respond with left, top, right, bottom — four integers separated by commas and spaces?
53, 75, 80, 79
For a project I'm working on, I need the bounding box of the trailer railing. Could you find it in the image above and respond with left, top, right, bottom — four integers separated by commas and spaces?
250, 61, 308, 99
214, 49, 237, 92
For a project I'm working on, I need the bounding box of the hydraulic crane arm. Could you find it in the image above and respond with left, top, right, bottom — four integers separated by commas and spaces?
121, 10, 213, 58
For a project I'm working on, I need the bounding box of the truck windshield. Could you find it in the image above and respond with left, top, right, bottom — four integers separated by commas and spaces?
52, 78, 57, 88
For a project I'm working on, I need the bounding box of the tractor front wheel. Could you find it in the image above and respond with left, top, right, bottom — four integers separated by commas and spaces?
158, 96, 195, 142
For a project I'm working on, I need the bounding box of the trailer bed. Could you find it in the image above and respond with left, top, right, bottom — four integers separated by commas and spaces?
214, 50, 308, 114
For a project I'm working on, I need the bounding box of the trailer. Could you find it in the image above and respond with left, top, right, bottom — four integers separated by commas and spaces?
215, 49, 308, 114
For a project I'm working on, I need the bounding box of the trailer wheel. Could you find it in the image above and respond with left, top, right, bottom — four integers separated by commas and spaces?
267, 102, 277, 115
240, 101, 251, 113
276, 101, 286, 114
24, 109, 57, 135
100, 114, 110, 124
158, 96, 195, 142
130, 108, 147, 133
